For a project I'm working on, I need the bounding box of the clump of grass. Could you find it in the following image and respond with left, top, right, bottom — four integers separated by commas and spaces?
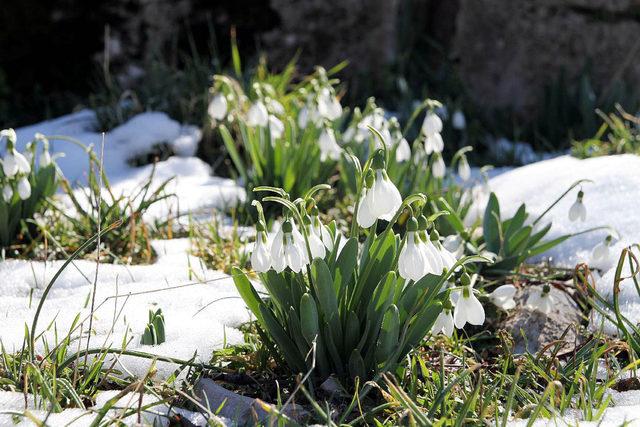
573, 105, 640, 158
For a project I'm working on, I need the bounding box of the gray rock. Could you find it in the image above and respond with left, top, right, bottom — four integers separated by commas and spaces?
501, 285, 583, 354
194, 378, 309, 426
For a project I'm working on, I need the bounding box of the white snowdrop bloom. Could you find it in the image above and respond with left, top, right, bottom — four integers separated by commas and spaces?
268, 98, 285, 115
591, 236, 612, 266
17, 177, 31, 200
452, 109, 466, 130
438, 245, 458, 272
432, 308, 455, 337
369, 168, 402, 221
488, 285, 517, 310
453, 275, 485, 328
526, 285, 554, 314
424, 132, 444, 154
291, 222, 310, 265
458, 156, 471, 181
40, 148, 52, 168
298, 106, 310, 129
246, 101, 269, 127
342, 125, 356, 142
2, 150, 31, 177
422, 111, 443, 136
251, 229, 272, 273
0, 128, 17, 142
398, 221, 426, 282
2, 184, 12, 202
311, 211, 334, 250
443, 234, 464, 258
207, 94, 228, 121
271, 221, 305, 273
395, 137, 411, 162
268, 115, 285, 140
318, 128, 342, 161
432, 154, 446, 179
306, 219, 326, 260
568, 191, 586, 222
317, 88, 342, 120
356, 188, 377, 228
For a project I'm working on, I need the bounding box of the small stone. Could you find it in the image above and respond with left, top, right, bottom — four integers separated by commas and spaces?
500, 285, 582, 354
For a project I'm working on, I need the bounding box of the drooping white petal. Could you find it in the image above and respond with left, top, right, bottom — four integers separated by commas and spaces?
40, 150, 52, 168
395, 138, 411, 162
489, 285, 517, 310
298, 107, 310, 129
2, 152, 18, 177
452, 110, 466, 130
251, 234, 272, 272
458, 157, 471, 181
17, 177, 31, 200
432, 155, 446, 179
424, 133, 444, 154
568, 200, 586, 222
398, 232, 425, 282
246, 102, 269, 127
208, 94, 228, 120
308, 227, 326, 260
318, 128, 342, 161
464, 293, 486, 325
453, 298, 469, 329
268, 115, 284, 140
2, 184, 12, 202
422, 111, 443, 136
285, 237, 304, 273
356, 189, 377, 228
268, 99, 285, 115
371, 170, 402, 221
432, 310, 454, 337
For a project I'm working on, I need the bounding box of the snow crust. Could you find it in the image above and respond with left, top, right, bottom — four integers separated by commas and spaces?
12, 110, 244, 221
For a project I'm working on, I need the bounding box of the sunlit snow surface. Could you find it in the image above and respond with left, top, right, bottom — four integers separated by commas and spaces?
12, 110, 245, 221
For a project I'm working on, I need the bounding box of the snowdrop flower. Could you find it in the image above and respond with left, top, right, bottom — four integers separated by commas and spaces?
267, 98, 285, 115
526, 285, 554, 314
431, 230, 457, 272
2, 149, 31, 177
416, 217, 443, 275
422, 111, 443, 136
318, 128, 342, 161
208, 93, 228, 121
17, 177, 31, 200
488, 285, 517, 310
432, 154, 446, 179
453, 273, 485, 328
424, 132, 444, 154
311, 207, 333, 250
452, 109, 466, 130
317, 88, 342, 121
398, 218, 426, 282
355, 155, 402, 227
432, 306, 455, 337
443, 234, 465, 258
298, 106, 310, 129
568, 190, 586, 222
2, 184, 12, 202
268, 115, 284, 140
395, 138, 411, 162
246, 101, 269, 127
591, 235, 612, 265
304, 216, 326, 260
271, 221, 305, 273
0, 128, 17, 143
458, 156, 471, 181
251, 223, 272, 273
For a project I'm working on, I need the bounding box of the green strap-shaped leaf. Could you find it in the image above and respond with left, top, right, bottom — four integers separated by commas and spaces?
348, 349, 366, 381
375, 304, 400, 364
231, 267, 265, 325
300, 293, 319, 346
483, 192, 502, 254
259, 305, 307, 373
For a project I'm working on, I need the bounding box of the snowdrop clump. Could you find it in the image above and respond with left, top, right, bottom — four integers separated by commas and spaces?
0, 129, 59, 247
234, 146, 494, 379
